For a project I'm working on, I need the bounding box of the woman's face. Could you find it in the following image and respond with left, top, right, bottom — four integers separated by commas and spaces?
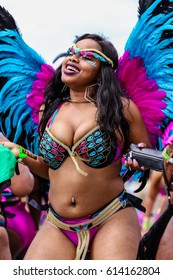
61, 39, 102, 91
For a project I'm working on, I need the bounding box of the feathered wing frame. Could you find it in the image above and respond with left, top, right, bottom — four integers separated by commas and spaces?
0, 6, 54, 154
117, 0, 173, 150
1, 1, 173, 155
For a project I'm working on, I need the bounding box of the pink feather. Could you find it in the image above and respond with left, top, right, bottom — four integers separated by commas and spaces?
26, 64, 55, 124
162, 122, 173, 146
117, 51, 166, 147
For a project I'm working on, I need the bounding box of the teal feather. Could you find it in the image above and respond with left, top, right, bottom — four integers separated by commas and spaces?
0, 7, 49, 153
125, 0, 173, 128
119, 0, 173, 188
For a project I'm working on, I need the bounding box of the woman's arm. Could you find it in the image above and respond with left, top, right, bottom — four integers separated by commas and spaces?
123, 98, 152, 148
122, 99, 152, 170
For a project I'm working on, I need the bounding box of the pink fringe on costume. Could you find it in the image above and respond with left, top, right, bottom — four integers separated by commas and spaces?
162, 121, 173, 147
117, 51, 166, 148
26, 64, 55, 124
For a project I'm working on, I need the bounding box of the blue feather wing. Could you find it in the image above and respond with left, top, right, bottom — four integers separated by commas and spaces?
0, 6, 54, 154
119, 0, 173, 189
124, 0, 173, 129
117, 0, 173, 152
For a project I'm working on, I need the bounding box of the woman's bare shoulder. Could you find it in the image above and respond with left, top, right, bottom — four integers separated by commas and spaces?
121, 97, 141, 122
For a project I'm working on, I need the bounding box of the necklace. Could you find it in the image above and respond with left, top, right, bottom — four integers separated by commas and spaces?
68, 98, 89, 103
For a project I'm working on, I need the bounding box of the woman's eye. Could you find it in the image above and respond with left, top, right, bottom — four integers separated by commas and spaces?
81, 55, 92, 60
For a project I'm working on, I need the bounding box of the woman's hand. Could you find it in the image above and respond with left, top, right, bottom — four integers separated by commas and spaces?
124, 142, 146, 171
0, 141, 20, 159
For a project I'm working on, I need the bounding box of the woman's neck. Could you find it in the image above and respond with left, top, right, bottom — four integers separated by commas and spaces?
68, 90, 88, 103
68, 98, 89, 103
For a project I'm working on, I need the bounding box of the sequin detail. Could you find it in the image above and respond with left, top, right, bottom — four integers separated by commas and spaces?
39, 108, 122, 172
40, 129, 68, 170
74, 128, 118, 167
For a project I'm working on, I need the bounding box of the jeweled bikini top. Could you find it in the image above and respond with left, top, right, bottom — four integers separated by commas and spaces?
39, 107, 122, 176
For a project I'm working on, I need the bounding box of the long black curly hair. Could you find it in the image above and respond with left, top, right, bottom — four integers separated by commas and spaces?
39, 33, 130, 152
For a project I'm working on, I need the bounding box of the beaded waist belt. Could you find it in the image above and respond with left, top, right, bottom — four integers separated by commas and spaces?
47, 194, 130, 260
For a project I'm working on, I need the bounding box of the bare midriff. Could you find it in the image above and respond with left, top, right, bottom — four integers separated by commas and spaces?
48, 157, 124, 219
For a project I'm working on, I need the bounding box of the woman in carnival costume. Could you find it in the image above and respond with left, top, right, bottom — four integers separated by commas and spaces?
144, 126, 173, 260
156, 154, 173, 260
1, 1, 173, 259
139, 170, 166, 235
1, 32, 152, 260
156, 122, 173, 259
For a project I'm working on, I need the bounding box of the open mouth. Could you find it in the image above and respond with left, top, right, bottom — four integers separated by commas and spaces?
64, 63, 80, 75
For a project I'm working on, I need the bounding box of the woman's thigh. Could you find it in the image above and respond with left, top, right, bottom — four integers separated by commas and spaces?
24, 219, 76, 260
156, 215, 173, 259
156, 194, 173, 259
90, 207, 141, 260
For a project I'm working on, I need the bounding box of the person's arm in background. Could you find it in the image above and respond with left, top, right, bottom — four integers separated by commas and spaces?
0, 193, 11, 260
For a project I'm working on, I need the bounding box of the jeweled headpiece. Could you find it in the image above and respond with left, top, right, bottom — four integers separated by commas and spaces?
67, 44, 114, 68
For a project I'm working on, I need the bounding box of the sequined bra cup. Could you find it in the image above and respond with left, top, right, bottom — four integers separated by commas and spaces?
39, 107, 122, 176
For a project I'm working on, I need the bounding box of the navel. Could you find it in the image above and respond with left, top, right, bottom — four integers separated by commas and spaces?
71, 196, 76, 207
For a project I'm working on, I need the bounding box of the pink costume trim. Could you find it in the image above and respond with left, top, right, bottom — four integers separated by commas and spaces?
59, 216, 98, 248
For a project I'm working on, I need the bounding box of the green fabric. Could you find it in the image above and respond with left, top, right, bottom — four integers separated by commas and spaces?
0, 145, 17, 183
